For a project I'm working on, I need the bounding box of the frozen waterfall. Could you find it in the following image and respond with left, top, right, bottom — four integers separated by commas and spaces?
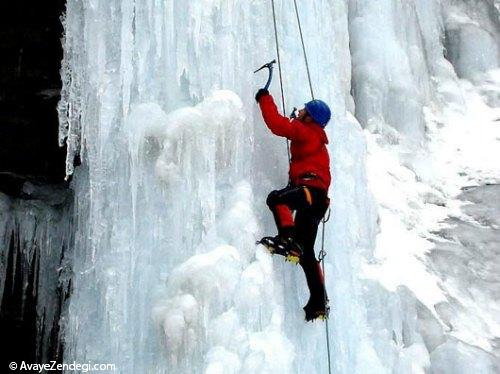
49, 0, 500, 373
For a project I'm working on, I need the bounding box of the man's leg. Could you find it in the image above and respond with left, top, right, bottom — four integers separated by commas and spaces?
294, 188, 329, 309
266, 185, 312, 238
295, 209, 325, 301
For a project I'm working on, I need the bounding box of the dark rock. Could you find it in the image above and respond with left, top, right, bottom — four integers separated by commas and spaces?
0, 0, 67, 195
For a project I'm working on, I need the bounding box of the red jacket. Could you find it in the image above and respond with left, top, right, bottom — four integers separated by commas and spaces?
258, 93, 331, 191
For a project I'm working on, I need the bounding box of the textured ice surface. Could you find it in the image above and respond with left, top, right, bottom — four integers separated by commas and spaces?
430, 338, 500, 374
0, 187, 72, 361
428, 186, 500, 356
56, 0, 500, 373
443, 1, 500, 80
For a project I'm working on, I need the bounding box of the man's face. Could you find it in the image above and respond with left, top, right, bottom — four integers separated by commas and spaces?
297, 108, 312, 122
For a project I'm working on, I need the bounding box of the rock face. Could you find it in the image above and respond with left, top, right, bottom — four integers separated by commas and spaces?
0, 0, 67, 193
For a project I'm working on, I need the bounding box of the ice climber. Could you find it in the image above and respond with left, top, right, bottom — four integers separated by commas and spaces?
255, 88, 332, 322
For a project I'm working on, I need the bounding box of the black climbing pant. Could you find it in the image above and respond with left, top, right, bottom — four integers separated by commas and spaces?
266, 184, 330, 302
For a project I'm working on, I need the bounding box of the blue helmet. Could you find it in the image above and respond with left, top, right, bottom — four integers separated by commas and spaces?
304, 99, 331, 127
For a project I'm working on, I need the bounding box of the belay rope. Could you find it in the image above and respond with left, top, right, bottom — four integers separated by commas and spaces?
319, 207, 332, 373
269, 1, 332, 373
270, 0, 290, 161
293, 0, 315, 100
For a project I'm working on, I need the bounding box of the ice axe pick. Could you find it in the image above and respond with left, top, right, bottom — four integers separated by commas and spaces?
254, 59, 276, 90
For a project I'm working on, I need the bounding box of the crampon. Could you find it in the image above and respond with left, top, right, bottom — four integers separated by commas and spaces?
303, 297, 330, 322
256, 236, 302, 264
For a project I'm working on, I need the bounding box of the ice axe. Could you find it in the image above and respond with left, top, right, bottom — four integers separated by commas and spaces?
254, 59, 276, 90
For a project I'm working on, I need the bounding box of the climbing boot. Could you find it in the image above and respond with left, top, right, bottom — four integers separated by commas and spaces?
303, 295, 330, 322
256, 236, 303, 264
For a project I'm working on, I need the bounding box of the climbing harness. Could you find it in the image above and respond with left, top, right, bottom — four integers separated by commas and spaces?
261, 1, 333, 373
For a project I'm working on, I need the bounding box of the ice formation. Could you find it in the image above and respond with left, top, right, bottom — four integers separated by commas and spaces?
2, 0, 497, 372
0, 184, 72, 361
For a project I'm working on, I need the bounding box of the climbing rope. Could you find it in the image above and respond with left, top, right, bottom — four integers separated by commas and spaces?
319, 207, 332, 374
270, 0, 291, 162
270, 2, 332, 372
291, 1, 332, 372
293, 0, 315, 100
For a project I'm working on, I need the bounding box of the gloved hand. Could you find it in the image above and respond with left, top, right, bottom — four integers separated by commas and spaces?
255, 88, 269, 103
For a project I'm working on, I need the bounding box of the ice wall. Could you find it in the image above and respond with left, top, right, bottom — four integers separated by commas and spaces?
443, 0, 500, 80
348, 0, 500, 372
57, 0, 499, 373
349, 0, 500, 143
0, 185, 72, 362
